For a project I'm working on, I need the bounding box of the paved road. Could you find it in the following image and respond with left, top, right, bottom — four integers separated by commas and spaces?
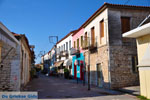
23, 75, 138, 100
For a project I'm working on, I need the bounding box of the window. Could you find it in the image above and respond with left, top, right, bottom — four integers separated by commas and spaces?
85, 32, 88, 47
132, 56, 138, 73
66, 42, 68, 51
81, 36, 83, 47
77, 38, 79, 50
91, 27, 95, 46
100, 20, 104, 43
64, 44, 65, 51
61, 45, 63, 51
69, 40, 71, 49
74, 41, 76, 48
121, 17, 130, 34
59, 46, 60, 53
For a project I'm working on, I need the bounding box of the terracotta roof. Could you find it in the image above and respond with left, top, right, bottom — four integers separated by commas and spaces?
56, 30, 77, 44
72, 2, 150, 36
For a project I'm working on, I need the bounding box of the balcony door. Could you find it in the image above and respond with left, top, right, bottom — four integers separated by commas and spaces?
91, 27, 95, 46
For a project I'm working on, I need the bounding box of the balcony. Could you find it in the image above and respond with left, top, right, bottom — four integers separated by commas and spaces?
60, 50, 69, 57
89, 41, 97, 50
70, 48, 80, 55
82, 38, 89, 50
82, 37, 97, 51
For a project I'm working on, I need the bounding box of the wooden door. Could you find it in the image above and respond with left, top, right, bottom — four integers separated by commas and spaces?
80, 61, 84, 80
97, 64, 103, 87
74, 64, 77, 79
91, 27, 95, 46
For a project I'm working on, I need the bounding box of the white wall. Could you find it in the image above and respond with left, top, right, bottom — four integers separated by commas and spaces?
57, 33, 72, 61
84, 9, 109, 47
21, 42, 31, 86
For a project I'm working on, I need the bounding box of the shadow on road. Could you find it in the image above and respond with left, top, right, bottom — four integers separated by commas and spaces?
23, 74, 125, 99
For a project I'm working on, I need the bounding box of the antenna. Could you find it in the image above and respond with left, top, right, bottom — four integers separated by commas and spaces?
49, 36, 58, 44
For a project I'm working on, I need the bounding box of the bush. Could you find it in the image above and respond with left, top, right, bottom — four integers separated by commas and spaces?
30, 67, 37, 79
64, 68, 69, 79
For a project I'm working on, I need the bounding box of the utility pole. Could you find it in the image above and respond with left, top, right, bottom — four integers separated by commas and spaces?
88, 36, 90, 90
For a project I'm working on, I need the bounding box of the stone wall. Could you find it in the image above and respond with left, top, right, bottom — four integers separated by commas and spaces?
0, 41, 20, 91
108, 8, 150, 89
84, 45, 109, 88
84, 8, 150, 89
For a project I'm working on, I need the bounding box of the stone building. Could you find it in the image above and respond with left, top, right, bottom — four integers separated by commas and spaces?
0, 22, 21, 91
13, 33, 32, 87
123, 20, 150, 98
82, 3, 150, 89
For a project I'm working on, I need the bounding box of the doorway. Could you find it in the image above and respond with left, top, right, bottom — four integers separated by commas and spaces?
80, 61, 84, 80
97, 63, 103, 87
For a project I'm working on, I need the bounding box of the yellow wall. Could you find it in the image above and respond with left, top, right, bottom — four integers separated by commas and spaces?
137, 34, 150, 63
139, 67, 150, 99
137, 34, 150, 99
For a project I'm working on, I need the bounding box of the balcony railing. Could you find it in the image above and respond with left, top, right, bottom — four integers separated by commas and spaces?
89, 37, 97, 50
82, 38, 89, 50
60, 50, 69, 57
70, 48, 80, 55
82, 37, 97, 50
89, 41, 97, 50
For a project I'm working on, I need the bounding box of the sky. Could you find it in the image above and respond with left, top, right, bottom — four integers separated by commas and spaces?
0, 0, 150, 64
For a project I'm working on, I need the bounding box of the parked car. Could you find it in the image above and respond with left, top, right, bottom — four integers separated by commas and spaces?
49, 67, 58, 76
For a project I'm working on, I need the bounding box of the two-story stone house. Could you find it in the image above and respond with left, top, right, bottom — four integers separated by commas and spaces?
82, 3, 150, 89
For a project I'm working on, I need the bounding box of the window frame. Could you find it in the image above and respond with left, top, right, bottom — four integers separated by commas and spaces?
100, 19, 104, 44
91, 27, 95, 46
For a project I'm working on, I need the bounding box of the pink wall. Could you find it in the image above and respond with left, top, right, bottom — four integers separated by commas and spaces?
72, 28, 85, 53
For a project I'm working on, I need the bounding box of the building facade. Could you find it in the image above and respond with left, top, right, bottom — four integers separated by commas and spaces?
0, 22, 21, 91
82, 3, 150, 89
55, 30, 76, 76
123, 21, 150, 99
49, 46, 56, 67
13, 33, 32, 87
71, 28, 85, 80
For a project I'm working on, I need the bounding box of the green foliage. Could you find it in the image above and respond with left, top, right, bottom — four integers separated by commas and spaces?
64, 68, 69, 73
137, 96, 150, 100
64, 68, 69, 79
30, 67, 37, 78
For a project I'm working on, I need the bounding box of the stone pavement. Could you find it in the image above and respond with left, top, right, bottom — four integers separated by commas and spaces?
23, 74, 138, 100
118, 86, 140, 96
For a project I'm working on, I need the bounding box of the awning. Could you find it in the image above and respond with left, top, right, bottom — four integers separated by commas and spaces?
54, 61, 64, 67
138, 44, 150, 67
63, 59, 72, 66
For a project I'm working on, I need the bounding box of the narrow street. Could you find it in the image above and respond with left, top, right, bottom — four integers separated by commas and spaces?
23, 75, 138, 100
